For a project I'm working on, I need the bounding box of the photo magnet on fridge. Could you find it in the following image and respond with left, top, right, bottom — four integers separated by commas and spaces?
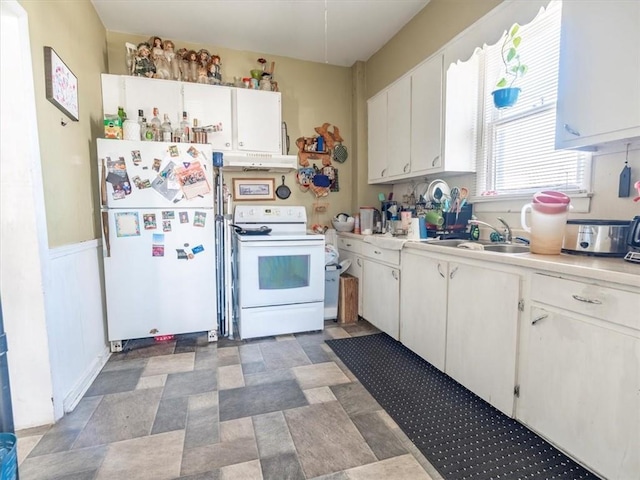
193, 211, 206, 227
131, 150, 142, 165
176, 249, 188, 260
152, 244, 164, 257
162, 211, 175, 220
143, 213, 157, 230
115, 212, 140, 237
162, 221, 172, 232
179, 212, 189, 223
169, 145, 179, 157
192, 244, 204, 255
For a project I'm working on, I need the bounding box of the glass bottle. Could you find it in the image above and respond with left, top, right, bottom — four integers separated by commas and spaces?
161, 114, 173, 142
179, 111, 190, 143
143, 118, 154, 141
117, 106, 127, 123
150, 108, 161, 141
137, 109, 145, 140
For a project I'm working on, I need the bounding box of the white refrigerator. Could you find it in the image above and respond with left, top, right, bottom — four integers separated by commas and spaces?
97, 139, 217, 352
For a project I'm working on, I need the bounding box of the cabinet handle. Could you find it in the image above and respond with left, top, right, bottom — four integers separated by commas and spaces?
564, 124, 581, 137
437, 263, 445, 278
357, 258, 362, 267
403, 163, 410, 173
100, 158, 107, 206
432, 155, 440, 167
346, 243, 352, 247
374, 250, 382, 255
572, 294, 602, 305
531, 313, 548, 325
449, 266, 458, 279
392, 270, 399, 280
225, 142, 231, 147
239, 141, 244, 146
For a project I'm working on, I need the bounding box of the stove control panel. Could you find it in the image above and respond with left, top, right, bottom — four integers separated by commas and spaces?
234, 205, 307, 224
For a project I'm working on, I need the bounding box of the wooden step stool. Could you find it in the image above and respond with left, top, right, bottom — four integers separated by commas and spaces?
338, 274, 358, 324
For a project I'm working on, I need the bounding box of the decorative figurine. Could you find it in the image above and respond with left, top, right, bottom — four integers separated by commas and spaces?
185, 50, 198, 82
150, 36, 171, 80
133, 42, 156, 78
164, 40, 180, 81
197, 49, 211, 68
208, 55, 222, 84
176, 48, 189, 81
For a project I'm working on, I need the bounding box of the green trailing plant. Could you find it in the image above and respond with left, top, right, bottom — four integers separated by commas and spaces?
496, 24, 528, 89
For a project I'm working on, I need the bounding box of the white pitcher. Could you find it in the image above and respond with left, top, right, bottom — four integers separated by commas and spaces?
521, 202, 571, 254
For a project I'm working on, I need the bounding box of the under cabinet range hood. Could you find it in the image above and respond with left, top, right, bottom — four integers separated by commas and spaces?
221, 151, 298, 172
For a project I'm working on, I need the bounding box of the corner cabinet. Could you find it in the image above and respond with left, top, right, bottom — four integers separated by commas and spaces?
555, 1, 640, 150
517, 273, 640, 480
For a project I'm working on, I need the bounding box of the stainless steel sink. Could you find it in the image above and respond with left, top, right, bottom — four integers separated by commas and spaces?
482, 244, 530, 254
427, 239, 529, 254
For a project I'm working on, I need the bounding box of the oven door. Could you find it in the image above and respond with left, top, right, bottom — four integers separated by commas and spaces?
237, 239, 325, 308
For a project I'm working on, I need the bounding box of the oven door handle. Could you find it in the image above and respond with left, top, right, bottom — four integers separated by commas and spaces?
240, 240, 325, 248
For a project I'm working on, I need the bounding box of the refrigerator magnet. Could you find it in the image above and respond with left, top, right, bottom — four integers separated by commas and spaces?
131, 150, 142, 165
169, 145, 179, 157
193, 211, 206, 227
162, 211, 175, 220
176, 249, 188, 260
179, 212, 189, 223
143, 213, 157, 230
152, 158, 162, 172
162, 221, 171, 232
152, 233, 164, 243
175, 161, 211, 199
187, 146, 199, 158
115, 212, 140, 237
152, 244, 164, 257
192, 244, 204, 255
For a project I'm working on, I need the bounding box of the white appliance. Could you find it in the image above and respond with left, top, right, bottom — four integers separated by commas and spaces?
232, 205, 325, 339
97, 139, 217, 352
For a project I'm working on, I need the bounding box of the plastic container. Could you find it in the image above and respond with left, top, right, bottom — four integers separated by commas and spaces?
359, 207, 375, 235
0, 433, 17, 480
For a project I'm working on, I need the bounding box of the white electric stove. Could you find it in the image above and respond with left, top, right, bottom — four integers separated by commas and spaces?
232, 206, 325, 339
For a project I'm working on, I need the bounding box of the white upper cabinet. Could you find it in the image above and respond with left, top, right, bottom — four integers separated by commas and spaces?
555, 0, 640, 150
441, 53, 478, 173
410, 53, 444, 175
234, 88, 281, 154
367, 92, 389, 182
122, 76, 182, 125
386, 76, 412, 177
183, 83, 233, 151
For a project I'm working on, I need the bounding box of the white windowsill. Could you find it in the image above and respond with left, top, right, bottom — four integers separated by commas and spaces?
470, 192, 592, 214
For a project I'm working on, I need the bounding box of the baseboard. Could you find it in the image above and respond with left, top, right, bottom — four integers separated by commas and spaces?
62, 345, 111, 413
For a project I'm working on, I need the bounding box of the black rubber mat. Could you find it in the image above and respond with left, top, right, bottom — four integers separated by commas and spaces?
326, 333, 600, 480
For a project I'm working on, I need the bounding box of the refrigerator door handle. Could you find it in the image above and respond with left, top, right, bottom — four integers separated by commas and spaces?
101, 158, 107, 206
102, 211, 111, 257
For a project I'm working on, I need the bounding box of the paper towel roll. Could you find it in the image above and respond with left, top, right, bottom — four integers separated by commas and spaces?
408, 218, 421, 239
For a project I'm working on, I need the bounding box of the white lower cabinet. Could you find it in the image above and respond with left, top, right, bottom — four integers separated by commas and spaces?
362, 259, 400, 339
400, 250, 448, 371
445, 262, 520, 416
517, 274, 640, 480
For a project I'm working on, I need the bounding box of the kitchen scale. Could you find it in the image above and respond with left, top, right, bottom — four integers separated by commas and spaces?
623, 251, 640, 263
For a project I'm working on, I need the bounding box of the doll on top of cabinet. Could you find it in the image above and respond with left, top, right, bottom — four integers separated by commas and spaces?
133, 42, 156, 78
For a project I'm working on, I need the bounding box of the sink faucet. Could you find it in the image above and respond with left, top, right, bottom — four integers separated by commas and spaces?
468, 217, 513, 243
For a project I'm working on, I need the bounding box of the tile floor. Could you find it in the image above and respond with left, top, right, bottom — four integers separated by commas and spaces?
16, 320, 444, 480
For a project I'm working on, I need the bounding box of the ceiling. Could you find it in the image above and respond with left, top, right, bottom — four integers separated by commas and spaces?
91, 0, 430, 67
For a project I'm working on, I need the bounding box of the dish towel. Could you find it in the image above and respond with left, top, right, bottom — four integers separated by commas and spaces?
363, 235, 407, 251
457, 242, 485, 250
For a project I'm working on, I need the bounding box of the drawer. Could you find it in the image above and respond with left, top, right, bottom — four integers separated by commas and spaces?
531, 274, 639, 330
337, 236, 363, 254
361, 242, 401, 266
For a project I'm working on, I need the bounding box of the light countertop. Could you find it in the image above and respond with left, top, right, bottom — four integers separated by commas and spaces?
337, 232, 640, 288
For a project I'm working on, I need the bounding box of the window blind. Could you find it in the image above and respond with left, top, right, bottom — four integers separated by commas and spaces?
476, 0, 590, 197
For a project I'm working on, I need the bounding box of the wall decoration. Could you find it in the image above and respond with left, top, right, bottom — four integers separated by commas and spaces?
44, 46, 79, 121
232, 178, 276, 201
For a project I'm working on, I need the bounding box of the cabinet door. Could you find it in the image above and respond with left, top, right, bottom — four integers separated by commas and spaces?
386, 76, 412, 177
234, 89, 281, 153
518, 307, 640, 480
367, 93, 388, 183
441, 52, 479, 173
183, 83, 233, 151
556, 1, 640, 149
400, 252, 447, 371
362, 260, 399, 339
123, 76, 183, 125
445, 263, 519, 416
410, 54, 443, 175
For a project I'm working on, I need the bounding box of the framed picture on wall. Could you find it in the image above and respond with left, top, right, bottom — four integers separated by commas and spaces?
44, 46, 79, 121
232, 178, 275, 201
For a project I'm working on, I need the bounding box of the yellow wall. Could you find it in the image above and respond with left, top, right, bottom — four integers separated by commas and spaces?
365, 0, 502, 98
20, 0, 108, 247
106, 32, 355, 225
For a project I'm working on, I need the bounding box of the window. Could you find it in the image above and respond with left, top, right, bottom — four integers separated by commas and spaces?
475, 0, 591, 199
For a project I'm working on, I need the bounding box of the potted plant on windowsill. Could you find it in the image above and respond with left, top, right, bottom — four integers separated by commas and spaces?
492, 24, 527, 109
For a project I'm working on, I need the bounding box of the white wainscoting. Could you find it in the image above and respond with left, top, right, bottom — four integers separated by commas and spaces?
49, 239, 110, 415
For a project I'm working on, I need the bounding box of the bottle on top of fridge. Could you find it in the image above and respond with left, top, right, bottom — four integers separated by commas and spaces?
137, 109, 145, 140
161, 114, 173, 142
142, 118, 154, 141
150, 108, 161, 141
179, 111, 190, 143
